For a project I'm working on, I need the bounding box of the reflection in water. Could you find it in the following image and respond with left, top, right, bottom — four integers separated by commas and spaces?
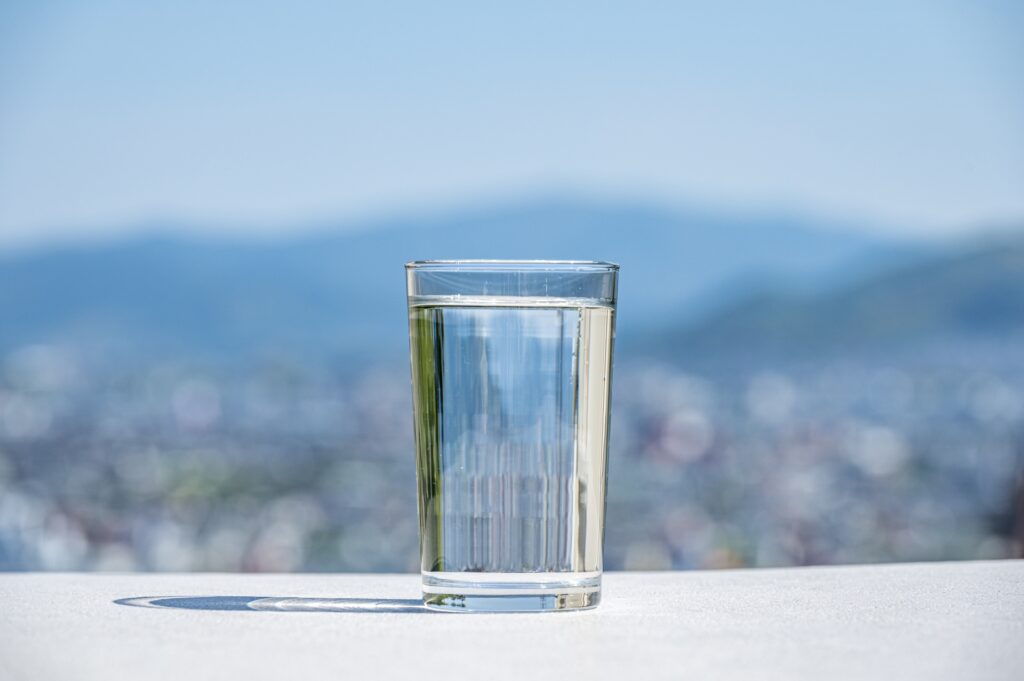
114, 595, 428, 613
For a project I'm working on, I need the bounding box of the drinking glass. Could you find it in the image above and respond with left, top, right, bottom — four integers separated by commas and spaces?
406, 260, 618, 612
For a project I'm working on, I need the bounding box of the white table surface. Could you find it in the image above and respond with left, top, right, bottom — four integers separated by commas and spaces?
1, 560, 1021, 681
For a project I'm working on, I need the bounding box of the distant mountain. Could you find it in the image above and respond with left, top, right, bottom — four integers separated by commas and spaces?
0, 198, 914, 360
659, 235, 1024, 367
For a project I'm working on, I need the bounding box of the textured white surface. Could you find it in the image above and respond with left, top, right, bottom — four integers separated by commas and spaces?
1, 561, 1022, 681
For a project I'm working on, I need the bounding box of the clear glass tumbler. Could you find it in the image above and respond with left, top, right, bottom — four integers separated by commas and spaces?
406, 260, 618, 612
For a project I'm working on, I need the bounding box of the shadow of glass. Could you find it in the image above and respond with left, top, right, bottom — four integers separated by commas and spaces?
114, 596, 429, 613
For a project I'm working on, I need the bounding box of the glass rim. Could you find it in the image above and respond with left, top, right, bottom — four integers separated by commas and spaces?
405, 259, 619, 272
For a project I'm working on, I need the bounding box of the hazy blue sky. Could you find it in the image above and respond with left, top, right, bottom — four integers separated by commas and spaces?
1, 1, 1022, 247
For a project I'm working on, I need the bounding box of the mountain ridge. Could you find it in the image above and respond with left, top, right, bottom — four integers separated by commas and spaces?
656, 234, 1024, 367
0, 198, 921, 359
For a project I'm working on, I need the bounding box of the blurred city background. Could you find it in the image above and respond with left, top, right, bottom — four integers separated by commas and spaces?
1, 2, 1022, 572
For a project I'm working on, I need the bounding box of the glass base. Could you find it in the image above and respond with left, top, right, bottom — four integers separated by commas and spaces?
421, 571, 601, 613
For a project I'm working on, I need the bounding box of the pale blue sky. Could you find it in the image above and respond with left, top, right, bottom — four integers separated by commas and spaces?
1, 1, 1022, 247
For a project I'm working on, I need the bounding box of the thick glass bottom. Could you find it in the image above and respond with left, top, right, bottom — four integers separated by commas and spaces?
421, 571, 601, 613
